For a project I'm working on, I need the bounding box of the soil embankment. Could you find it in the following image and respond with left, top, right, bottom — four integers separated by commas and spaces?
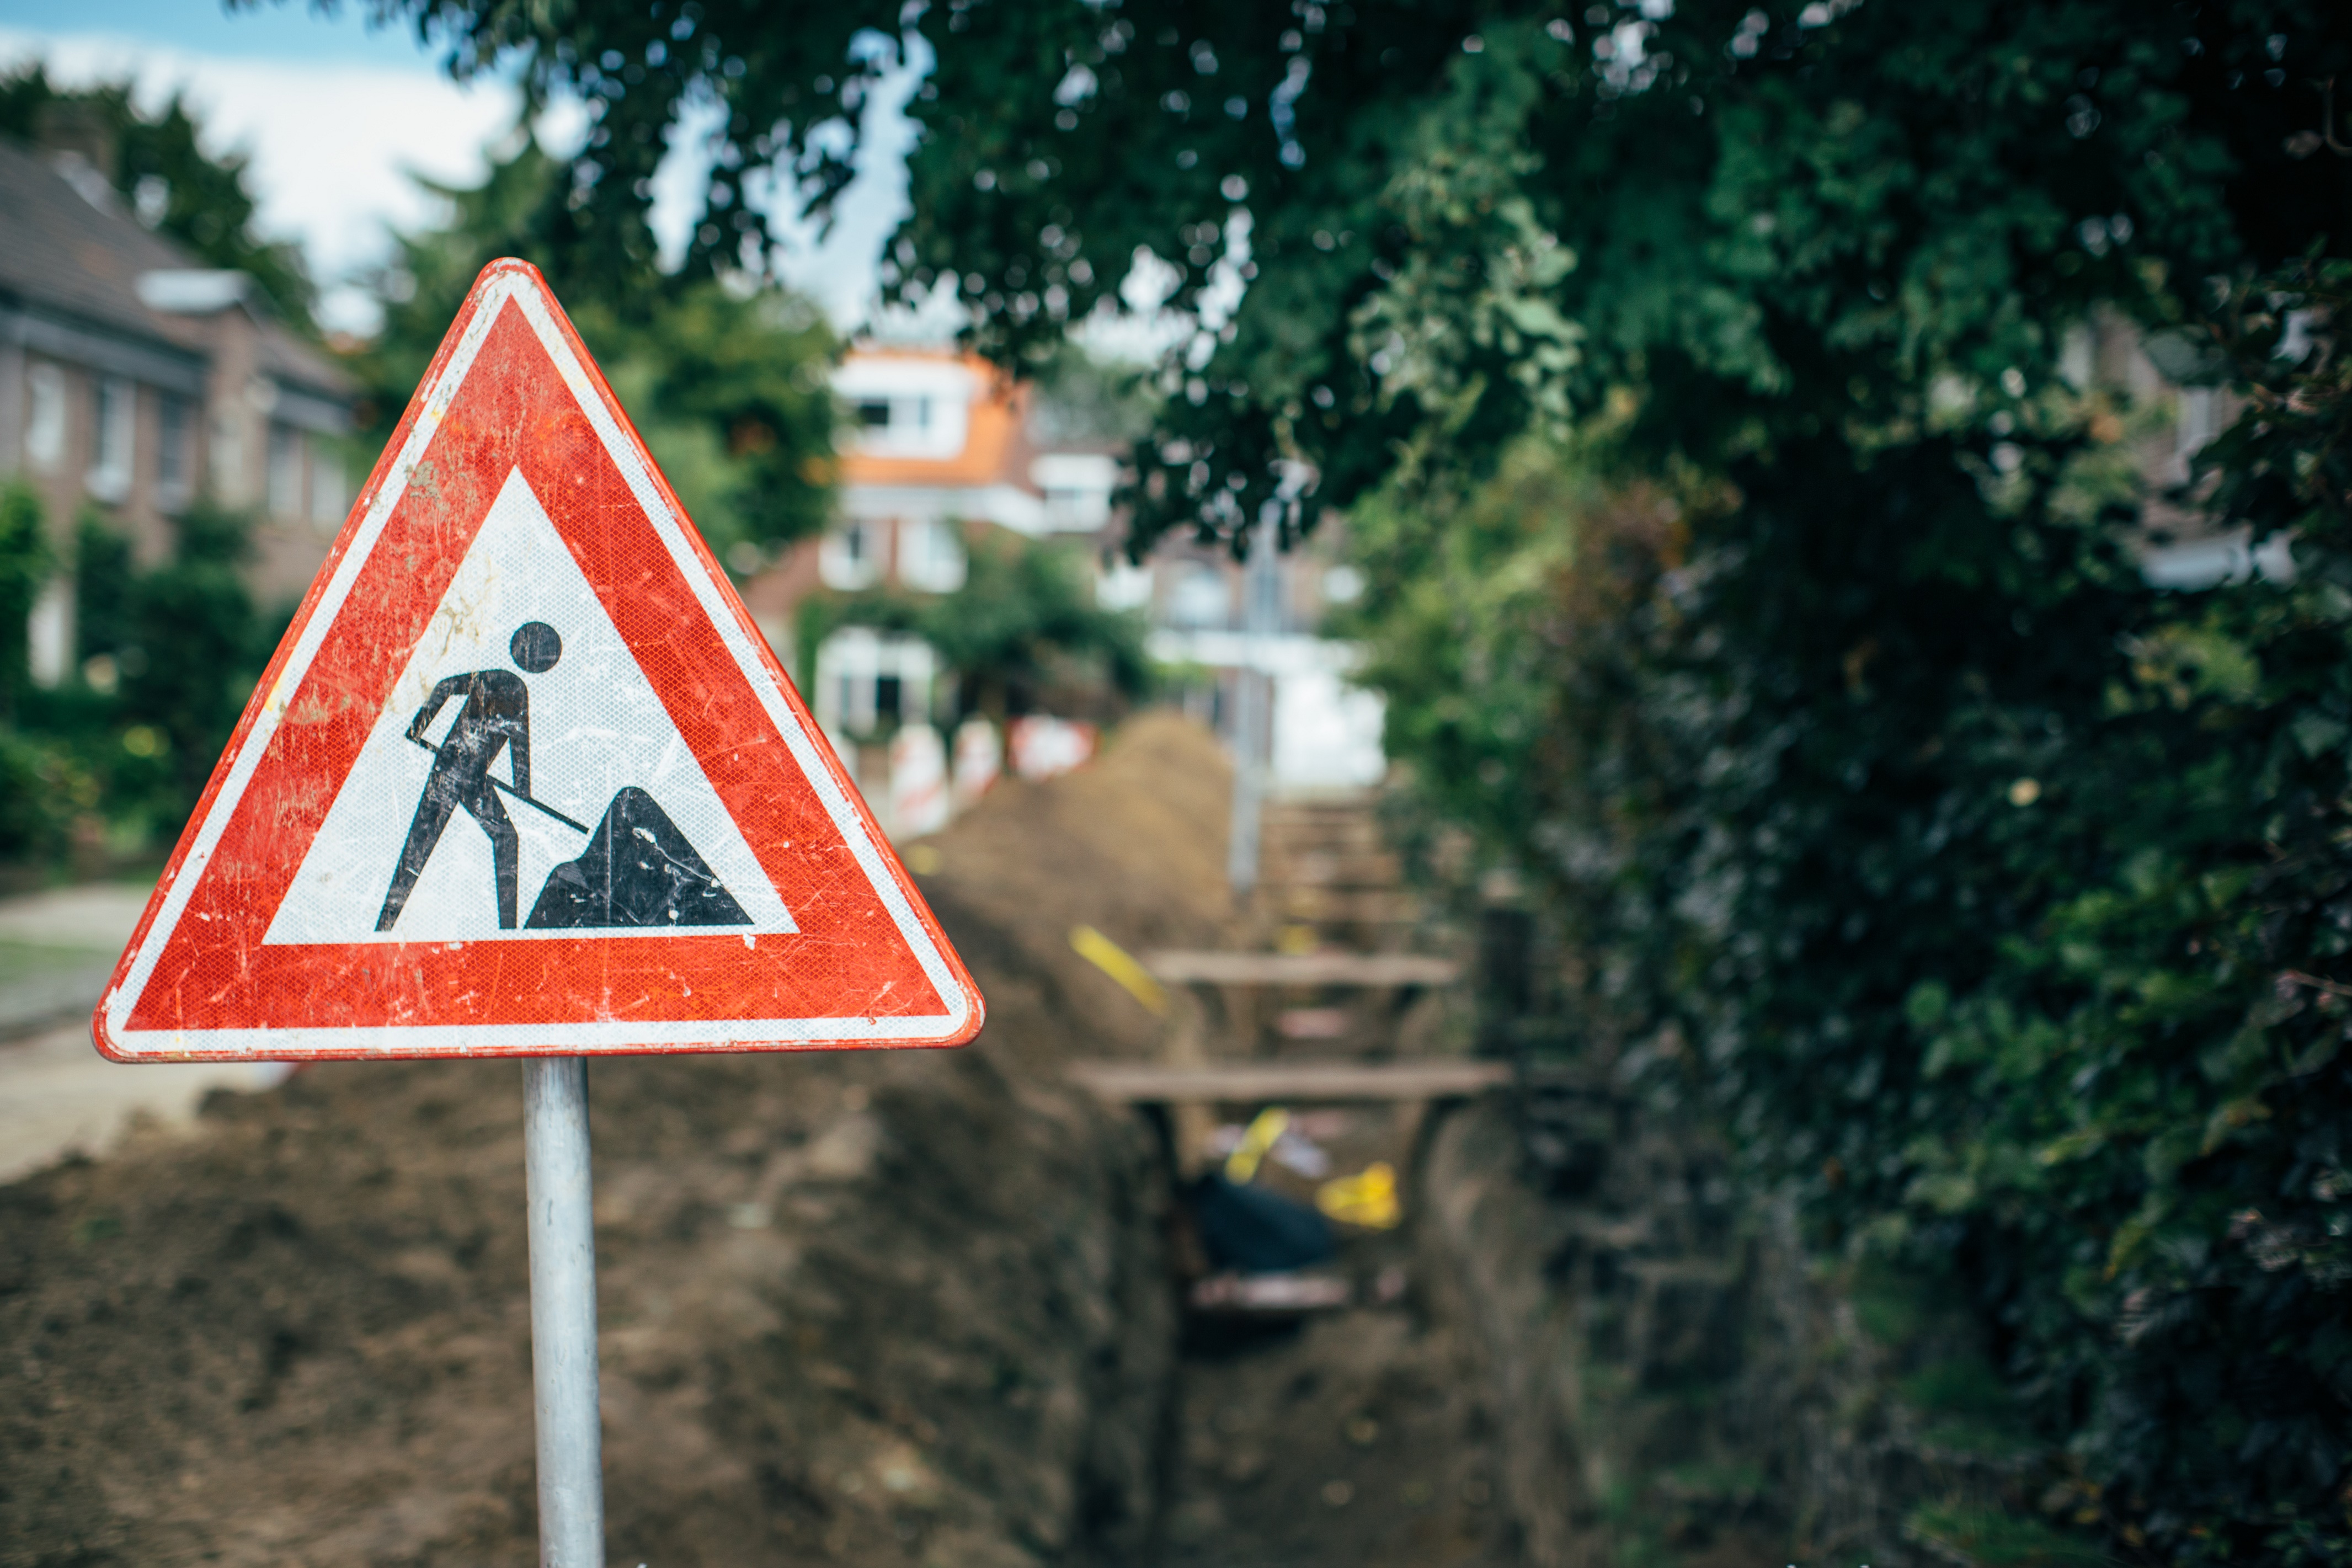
0, 715, 1233, 1567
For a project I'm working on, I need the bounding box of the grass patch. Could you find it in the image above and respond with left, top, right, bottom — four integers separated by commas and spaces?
0, 939, 114, 989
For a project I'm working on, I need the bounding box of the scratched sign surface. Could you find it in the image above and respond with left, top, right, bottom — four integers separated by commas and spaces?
94, 259, 983, 1062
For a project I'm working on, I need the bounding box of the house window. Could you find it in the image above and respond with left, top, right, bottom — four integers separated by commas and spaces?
1097, 558, 1153, 611
813, 627, 937, 737
897, 517, 967, 593
310, 447, 346, 532
211, 404, 244, 501
1032, 453, 1119, 531
835, 362, 971, 461
24, 362, 66, 472
854, 397, 932, 433
1043, 488, 1090, 528
819, 519, 884, 590
267, 422, 303, 519
87, 377, 135, 503
157, 392, 191, 499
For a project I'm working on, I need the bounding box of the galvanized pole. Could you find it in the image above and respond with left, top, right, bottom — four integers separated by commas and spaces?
522, 1055, 603, 1568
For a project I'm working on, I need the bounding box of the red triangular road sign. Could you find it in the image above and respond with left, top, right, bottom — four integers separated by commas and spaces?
95, 260, 983, 1061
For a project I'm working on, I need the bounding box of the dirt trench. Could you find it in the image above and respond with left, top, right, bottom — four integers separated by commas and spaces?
1147, 1119, 1519, 1568
0, 714, 1524, 1568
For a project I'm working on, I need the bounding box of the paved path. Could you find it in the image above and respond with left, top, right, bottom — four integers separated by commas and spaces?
0, 882, 287, 1184
0, 883, 150, 1038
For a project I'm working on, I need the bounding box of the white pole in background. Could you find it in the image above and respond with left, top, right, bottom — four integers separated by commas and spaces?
1227, 510, 1280, 900
522, 1055, 604, 1567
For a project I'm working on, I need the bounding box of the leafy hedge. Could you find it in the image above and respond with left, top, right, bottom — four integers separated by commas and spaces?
1350, 262, 2352, 1561
0, 484, 268, 871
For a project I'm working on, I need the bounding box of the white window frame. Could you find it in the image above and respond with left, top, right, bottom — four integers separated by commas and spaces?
1167, 561, 1235, 630
156, 391, 192, 505
819, 518, 884, 590
1097, 558, 1154, 611
309, 444, 346, 533
24, 361, 67, 473
897, 516, 968, 593
833, 357, 975, 461
26, 577, 71, 690
1032, 453, 1119, 531
266, 421, 303, 520
87, 376, 135, 503
813, 626, 938, 737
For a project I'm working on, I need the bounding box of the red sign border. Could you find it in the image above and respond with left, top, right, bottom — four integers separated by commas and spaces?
93, 260, 983, 1062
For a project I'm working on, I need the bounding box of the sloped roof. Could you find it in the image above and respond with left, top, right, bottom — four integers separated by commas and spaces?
0, 135, 351, 399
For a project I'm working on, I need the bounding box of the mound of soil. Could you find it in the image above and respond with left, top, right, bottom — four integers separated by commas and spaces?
0, 714, 1236, 1568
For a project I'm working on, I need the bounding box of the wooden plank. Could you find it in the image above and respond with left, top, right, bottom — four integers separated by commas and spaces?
1189, 1272, 1353, 1313
1068, 1058, 1511, 1103
1143, 951, 1461, 986
1265, 889, 1418, 920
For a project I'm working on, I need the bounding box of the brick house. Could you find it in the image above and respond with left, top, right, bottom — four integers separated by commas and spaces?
0, 131, 356, 685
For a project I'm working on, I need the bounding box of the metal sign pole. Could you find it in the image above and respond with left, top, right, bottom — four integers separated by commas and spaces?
522, 1056, 604, 1567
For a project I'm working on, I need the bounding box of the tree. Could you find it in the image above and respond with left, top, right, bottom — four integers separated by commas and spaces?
0, 63, 317, 332
0, 483, 50, 716
351, 134, 841, 558
326, 2, 2349, 536
344, 0, 2352, 1555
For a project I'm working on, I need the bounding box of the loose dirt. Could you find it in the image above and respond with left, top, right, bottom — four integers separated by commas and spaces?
1, 717, 1230, 1567
0, 713, 1521, 1568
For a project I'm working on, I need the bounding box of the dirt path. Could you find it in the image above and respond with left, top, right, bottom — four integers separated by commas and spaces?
1145, 781, 1519, 1567
0, 717, 1232, 1567
0, 719, 1542, 1566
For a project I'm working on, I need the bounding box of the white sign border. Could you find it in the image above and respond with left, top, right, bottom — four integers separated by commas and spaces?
99, 264, 978, 1060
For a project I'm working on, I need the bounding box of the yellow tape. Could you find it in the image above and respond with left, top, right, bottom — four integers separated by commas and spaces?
1069, 925, 1169, 1016
1316, 1162, 1401, 1229
1223, 1107, 1290, 1185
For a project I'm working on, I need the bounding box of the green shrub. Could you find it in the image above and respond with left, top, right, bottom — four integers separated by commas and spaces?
0, 723, 97, 867
1351, 264, 2352, 1562
0, 482, 50, 713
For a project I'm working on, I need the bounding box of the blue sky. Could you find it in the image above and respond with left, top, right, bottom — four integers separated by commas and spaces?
0, 0, 438, 68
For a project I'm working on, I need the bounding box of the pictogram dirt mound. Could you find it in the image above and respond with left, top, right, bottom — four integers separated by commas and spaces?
0, 713, 1237, 1568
